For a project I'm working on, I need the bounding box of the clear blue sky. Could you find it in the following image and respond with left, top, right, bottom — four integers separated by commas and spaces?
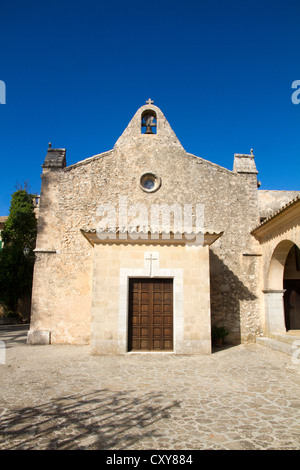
0, 0, 299, 215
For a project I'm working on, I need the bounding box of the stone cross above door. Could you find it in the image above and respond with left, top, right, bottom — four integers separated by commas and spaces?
144, 252, 159, 277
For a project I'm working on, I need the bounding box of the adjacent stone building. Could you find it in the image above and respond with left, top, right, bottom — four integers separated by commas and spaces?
27, 100, 300, 354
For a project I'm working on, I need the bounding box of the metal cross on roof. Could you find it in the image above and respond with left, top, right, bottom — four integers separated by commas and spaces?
146, 98, 154, 105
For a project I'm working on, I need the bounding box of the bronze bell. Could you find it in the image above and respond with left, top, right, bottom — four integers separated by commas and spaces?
145, 125, 154, 134
142, 113, 156, 134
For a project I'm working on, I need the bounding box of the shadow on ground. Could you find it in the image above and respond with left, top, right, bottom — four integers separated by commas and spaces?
0, 324, 29, 348
0, 389, 181, 450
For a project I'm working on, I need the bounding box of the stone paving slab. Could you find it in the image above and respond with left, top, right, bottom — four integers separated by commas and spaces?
0, 325, 299, 450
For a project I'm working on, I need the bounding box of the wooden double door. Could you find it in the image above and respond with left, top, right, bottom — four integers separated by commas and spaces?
128, 278, 173, 351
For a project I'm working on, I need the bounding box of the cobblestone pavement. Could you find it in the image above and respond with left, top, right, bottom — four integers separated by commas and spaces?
0, 325, 299, 450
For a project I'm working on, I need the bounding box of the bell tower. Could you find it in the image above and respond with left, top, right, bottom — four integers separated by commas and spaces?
141, 98, 157, 134
114, 99, 184, 150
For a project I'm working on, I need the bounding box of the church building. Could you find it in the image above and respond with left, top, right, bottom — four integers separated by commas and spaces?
27, 100, 300, 354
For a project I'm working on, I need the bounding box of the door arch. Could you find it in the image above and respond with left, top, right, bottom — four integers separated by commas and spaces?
265, 240, 300, 333
267, 240, 295, 290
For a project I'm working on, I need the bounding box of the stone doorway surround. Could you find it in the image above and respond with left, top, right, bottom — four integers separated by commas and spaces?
82, 230, 222, 355
119, 254, 181, 354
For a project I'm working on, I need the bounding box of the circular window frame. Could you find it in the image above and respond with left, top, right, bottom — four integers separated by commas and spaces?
140, 172, 161, 193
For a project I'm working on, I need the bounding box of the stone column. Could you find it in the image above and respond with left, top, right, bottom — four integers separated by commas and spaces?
263, 289, 286, 335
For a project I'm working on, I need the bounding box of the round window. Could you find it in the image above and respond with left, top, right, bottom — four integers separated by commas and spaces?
140, 172, 161, 193
143, 178, 155, 190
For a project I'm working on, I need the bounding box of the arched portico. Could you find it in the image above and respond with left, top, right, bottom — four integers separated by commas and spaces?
264, 240, 298, 334
251, 196, 300, 337
267, 240, 295, 290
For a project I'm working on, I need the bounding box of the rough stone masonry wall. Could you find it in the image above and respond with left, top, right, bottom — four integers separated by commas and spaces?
30, 104, 263, 345
32, 157, 261, 344
208, 172, 262, 343
30, 165, 94, 344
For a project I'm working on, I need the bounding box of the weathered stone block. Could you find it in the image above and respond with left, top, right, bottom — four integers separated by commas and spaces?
27, 330, 51, 345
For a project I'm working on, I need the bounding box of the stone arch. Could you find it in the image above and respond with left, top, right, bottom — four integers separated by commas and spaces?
264, 239, 300, 334
267, 239, 295, 290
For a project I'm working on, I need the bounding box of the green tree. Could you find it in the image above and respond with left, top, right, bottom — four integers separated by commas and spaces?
0, 189, 37, 317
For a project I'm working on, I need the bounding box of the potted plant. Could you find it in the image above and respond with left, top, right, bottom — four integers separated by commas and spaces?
211, 325, 229, 346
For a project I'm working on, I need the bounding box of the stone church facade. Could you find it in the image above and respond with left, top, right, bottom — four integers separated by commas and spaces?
27, 101, 300, 354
